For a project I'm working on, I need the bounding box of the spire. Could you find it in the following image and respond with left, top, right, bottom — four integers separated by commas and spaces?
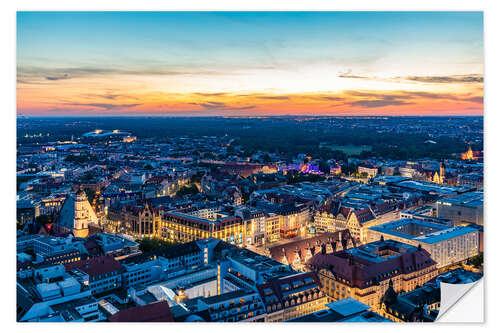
382, 279, 398, 306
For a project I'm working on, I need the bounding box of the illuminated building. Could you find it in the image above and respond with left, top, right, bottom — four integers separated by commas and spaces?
256, 271, 329, 322
357, 165, 378, 178
65, 255, 123, 295
265, 213, 281, 243
107, 203, 160, 238
160, 210, 246, 244
329, 164, 342, 175
368, 219, 480, 268
314, 205, 351, 233
38, 196, 66, 216
431, 162, 446, 184
200, 289, 267, 322
289, 297, 391, 322
264, 230, 355, 271
461, 145, 482, 160
122, 135, 137, 143
278, 204, 310, 238
235, 207, 267, 245
436, 190, 483, 226
54, 190, 99, 238
308, 240, 438, 310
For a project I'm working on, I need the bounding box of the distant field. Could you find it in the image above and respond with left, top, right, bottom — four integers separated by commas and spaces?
320, 143, 372, 156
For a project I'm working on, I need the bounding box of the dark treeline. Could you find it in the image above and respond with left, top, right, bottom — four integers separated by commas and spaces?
17, 116, 483, 160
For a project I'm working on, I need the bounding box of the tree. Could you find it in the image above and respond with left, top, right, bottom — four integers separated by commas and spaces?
176, 184, 199, 197
190, 171, 205, 184
85, 189, 96, 203
319, 160, 330, 174
137, 237, 178, 252
469, 253, 483, 268
81, 172, 94, 181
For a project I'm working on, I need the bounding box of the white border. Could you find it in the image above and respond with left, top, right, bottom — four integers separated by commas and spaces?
2, 1, 498, 332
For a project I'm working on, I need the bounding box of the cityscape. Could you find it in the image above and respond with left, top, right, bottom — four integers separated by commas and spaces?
16, 12, 483, 323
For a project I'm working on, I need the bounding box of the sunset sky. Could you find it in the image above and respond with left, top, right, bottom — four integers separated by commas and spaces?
17, 12, 484, 116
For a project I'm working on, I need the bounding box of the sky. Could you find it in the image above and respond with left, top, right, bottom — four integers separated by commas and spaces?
17, 11, 484, 116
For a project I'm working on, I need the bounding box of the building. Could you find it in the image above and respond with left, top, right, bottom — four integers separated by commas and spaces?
265, 230, 355, 271
357, 165, 378, 178
65, 255, 123, 295
17, 265, 103, 322
368, 219, 479, 268
119, 240, 205, 288
235, 207, 267, 245
431, 162, 446, 184
379, 279, 439, 322
199, 289, 266, 322
436, 190, 483, 226
399, 206, 453, 227
380, 268, 483, 322
107, 203, 161, 238
313, 205, 352, 233
55, 190, 99, 238
457, 173, 483, 189
108, 300, 173, 322
461, 146, 482, 160
38, 196, 66, 216
265, 213, 281, 243
161, 210, 246, 245
256, 271, 329, 322
308, 240, 438, 310
288, 297, 391, 322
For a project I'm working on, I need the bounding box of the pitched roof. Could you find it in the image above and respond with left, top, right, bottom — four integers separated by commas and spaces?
65, 255, 123, 278
267, 231, 352, 265
108, 301, 174, 322
308, 240, 436, 289
256, 271, 322, 308
352, 207, 376, 224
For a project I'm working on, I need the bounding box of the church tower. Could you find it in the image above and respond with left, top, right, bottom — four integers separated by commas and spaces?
56, 189, 98, 237
439, 162, 446, 183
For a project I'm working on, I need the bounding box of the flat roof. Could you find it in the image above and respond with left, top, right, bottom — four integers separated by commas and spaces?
202, 289, 254, 305
326, 297, 369, 317
438, 191, 483, 207
370, 219, 478, 244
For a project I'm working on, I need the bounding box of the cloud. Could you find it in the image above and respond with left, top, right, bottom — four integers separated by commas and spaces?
340, 89, 483, 109
17, 65, 230, 84
193, 92, 230, 97
45, 74, 71, 81
64, 102, 141, 111
337, 71, 484, 85
253, 95, 290, 100
349, 99, 413, 108
404, 74, 483, 84
190, 101, 256, 111
338, 69, 370, 80
462, 96, 483, 104
82, 92, 139, 101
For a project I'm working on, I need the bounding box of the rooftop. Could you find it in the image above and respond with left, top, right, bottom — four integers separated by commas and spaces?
437, 190, 483, 208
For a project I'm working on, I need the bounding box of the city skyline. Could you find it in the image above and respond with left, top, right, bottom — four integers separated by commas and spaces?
17, 11, 484, 116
